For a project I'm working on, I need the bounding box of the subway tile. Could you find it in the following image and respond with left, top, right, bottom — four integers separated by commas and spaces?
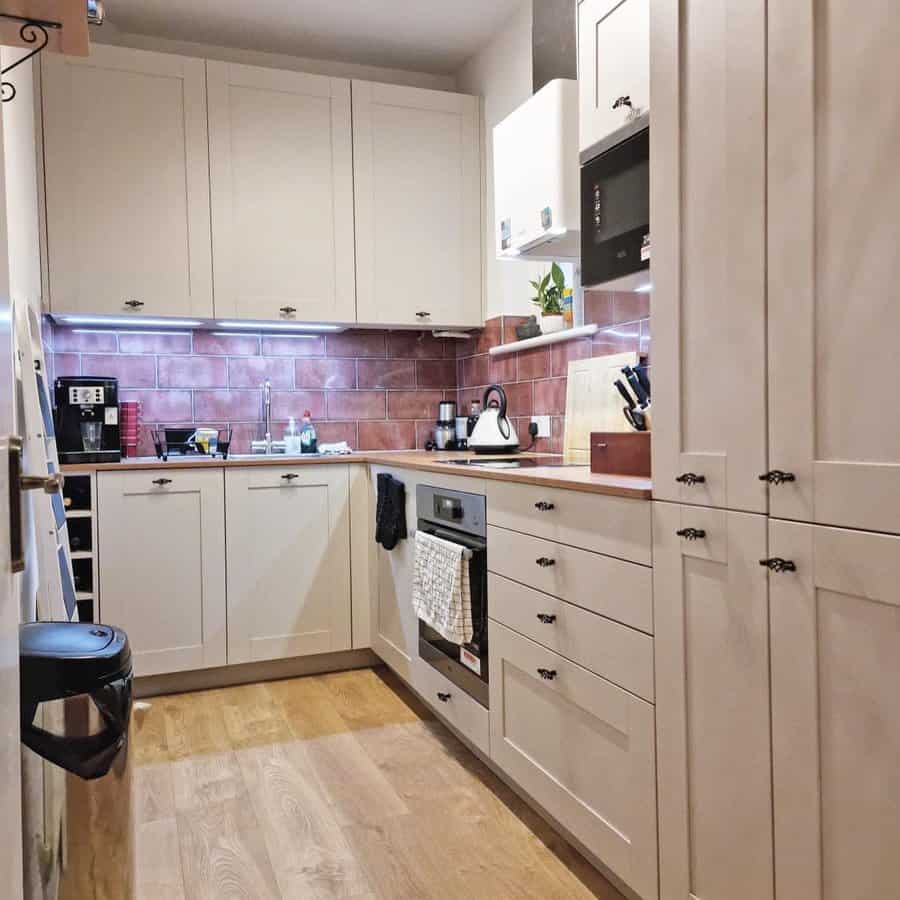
550, 337, 593, 377
314, 421, 359, 449
358, 420, 416, 451
118, 331, 192, 354
326, 330, 386, 358
502, 315, 532, 345
516, 347, 550, 382
533, 378, 567, 415
387, 390, 443, 420
227, 356, 294, 390
415, 420, 437, 449
613, 291, 650, 325
193, 332, 260, 356
584, 291, 614, 327
489, 354, 517, 385
120, 390, 193, 423
135, 425, 158, 459
501, 381, 534, 418
81, 353, 157, 388
226, 423, 261, 455
358, 359, 416, 390
53, 328, 117, 353
193, 390, 261, 422
52, 353, 80, 378
327, 391, 386, 420
295, 358, 356, 390
415, 359, 458, 389
387, 331, 448, 359
261, 334, 326, 357
476, 317, 503, 354
461, 354, 490, 387
271, 391, 327, 421
640, 317, 651, 358
592, 323, 641, 357
158, 356, 227, 389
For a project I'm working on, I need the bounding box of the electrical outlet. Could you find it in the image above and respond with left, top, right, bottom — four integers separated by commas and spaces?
530, 415, 551, 438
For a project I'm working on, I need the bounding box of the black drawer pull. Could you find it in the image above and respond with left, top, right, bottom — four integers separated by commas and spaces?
436, 692, 451, 703
279, 305, 297, 314
415, 310, 431, 318
612, 95, 633, 110
124, 299, 144, 309
760, 557, 796, 573
534, 501, 555, 511
152, 478, 172, 486
535, 557, 556, 568
281, 473, 299, 481
675, 472, 706, 486
676, 528, 706, 541
759, 470, 796, 485
536, 668, 557, 681
536, 613, 557, 624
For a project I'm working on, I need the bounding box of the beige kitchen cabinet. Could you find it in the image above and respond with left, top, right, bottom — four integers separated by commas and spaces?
769, 520, 900, 900
207, 62, 356, 324
577, 0, 650, 154
96, 469, 226, 677
653, 502, 773, 900
489, 621, 658, 900
650, 0, 768, 513
767, 3, 900, 534
352, 80, 481, 328
369, 465, 420, 682
225, 465, 351, 664
41, 44, 213, 318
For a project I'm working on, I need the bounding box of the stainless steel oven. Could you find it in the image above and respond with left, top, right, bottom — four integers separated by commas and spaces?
416, 484, 489, 708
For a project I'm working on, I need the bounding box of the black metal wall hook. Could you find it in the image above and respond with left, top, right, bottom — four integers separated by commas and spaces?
0, 15, 61, 103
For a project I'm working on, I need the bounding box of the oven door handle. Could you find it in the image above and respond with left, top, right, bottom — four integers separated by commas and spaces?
418, 525, 486, 554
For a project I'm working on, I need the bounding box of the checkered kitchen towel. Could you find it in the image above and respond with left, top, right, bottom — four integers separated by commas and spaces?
412, 530, 473, 645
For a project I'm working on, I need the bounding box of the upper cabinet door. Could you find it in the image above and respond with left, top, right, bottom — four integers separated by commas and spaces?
769, 520, 900, 900
650, 0, 768, 513
578, 0, 650, 154
352, 81, 481, 328
208, 63, 356, 324
768, 2, 900, 534
42, 45, 213, 318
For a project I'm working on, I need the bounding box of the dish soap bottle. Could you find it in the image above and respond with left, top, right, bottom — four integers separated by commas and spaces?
300, 410, 318, 454
284, 417, 302, 455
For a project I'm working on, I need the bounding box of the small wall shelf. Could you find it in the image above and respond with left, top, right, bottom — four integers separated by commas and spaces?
488, 323, 599, 357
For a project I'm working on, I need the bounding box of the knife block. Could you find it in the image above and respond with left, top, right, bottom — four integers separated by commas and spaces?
590, 432, 652, 477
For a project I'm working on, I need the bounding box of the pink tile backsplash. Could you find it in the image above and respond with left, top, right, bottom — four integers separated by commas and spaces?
54, 329, 118, 353
271, 390, 327, 421
358, 420, 416, 451
192, 332, 260, 356
226, 356, 294, 390
117, 331, 192, 355
261, 335, 326, 357
357, 359, 416, 390
294, 358, 357, 390
81, 354, 157, 388
326, 330, 386, 359
158, 356, 228, 389
326, 390, 387, 421
192, 390, 261, 422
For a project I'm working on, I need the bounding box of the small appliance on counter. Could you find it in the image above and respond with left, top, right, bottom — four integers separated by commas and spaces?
54, 376, 121, 465
152, 426, 232, 461
468, 385, 520, 454
433, 399, 457, 450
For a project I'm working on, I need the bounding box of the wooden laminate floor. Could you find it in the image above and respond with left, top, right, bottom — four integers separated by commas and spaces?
120, 666, 625, 900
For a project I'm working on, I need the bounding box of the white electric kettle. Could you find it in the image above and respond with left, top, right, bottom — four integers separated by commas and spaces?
468, 384, 520, 454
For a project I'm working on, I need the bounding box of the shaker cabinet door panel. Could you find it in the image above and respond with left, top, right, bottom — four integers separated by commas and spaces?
208, 62, 356, 323
653, 502, 773, 900
353, 81, 482, 328
42, 45, 213, 318
650, 0, 768, 513
769, 520, 900, 900
225, 465, 351, 664
97, 470, 226, 676
768, 1, 900, 534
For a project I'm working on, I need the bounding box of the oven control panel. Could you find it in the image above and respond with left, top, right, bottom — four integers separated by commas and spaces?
417, 484, 486, 538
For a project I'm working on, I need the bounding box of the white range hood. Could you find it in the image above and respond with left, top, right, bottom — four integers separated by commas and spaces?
493, 78, 580, 261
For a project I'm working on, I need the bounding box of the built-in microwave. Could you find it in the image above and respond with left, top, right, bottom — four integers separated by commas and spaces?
580, 116, 650, 289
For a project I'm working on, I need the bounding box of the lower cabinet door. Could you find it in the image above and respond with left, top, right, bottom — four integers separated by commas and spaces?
226, 465, 351, 664
489, 621, 658, 900
97, 469, 226, 676
769, 520, 900, 900
652, 502, 773, 900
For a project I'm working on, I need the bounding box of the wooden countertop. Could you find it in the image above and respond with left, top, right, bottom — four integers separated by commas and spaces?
62, 451, 652, 500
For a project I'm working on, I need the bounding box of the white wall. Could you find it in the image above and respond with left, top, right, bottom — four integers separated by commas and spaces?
455, 1, 550, 320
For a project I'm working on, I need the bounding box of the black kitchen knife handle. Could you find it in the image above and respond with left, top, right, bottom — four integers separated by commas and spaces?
623, 406, 648, 432
623, 367, 650, 408
634, 365, 651, 399
614, 379, 636, 409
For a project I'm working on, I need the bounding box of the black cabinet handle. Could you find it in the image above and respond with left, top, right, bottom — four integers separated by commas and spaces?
675, 473, 706, 486
279, 305, 297, 315
676, 528, 706, 541
281, 473, 299, 481
759, 470, 796, 485
124, 299, 144, 309
612, 95, 633, 110
535, 557, 556, 568
536, 613, 557, 624
534, 501, 555, 511
415, 311, 431, 318
760, 557, 797, 573
536, 668, 557, 681
151, 478, 172, 486
436, 692, 451, 703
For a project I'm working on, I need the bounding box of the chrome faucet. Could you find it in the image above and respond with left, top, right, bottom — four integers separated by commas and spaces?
263, 379, 273, 453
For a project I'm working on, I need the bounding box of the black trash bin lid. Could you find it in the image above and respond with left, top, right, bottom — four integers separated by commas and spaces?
20, 622, 132, 705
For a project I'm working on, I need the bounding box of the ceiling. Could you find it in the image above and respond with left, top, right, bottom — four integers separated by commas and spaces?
103, 0, 524, 74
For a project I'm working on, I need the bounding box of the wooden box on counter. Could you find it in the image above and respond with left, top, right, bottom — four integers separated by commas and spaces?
590, 432, 651, 478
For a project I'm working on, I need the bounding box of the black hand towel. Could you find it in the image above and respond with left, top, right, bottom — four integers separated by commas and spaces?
375, 473, 408, 550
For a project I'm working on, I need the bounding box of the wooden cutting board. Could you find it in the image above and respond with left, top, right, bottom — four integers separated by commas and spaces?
563, 352, 644, 463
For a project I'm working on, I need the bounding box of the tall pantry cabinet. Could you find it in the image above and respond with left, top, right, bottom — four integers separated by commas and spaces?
651, 1, 900, 899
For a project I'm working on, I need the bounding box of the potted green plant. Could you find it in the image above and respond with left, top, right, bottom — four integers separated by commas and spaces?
530, 263, 567, 334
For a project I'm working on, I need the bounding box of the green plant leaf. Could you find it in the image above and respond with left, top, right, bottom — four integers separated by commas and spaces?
550, 262, 565, 291
540, 273, 551, 292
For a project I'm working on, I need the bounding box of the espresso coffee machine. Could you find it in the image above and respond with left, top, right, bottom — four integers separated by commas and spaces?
54, 376, 121, 464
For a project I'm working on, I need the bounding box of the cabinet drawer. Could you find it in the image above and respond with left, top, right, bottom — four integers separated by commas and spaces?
488, 525, 653, 633
489, 574, 654, 702
413, 658, 490, 757
241, 463, 344, 489
490, 623, 658, 900
486, 480, 651, 564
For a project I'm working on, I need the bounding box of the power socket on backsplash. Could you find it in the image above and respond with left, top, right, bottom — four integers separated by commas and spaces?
530, 416, 551, 439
